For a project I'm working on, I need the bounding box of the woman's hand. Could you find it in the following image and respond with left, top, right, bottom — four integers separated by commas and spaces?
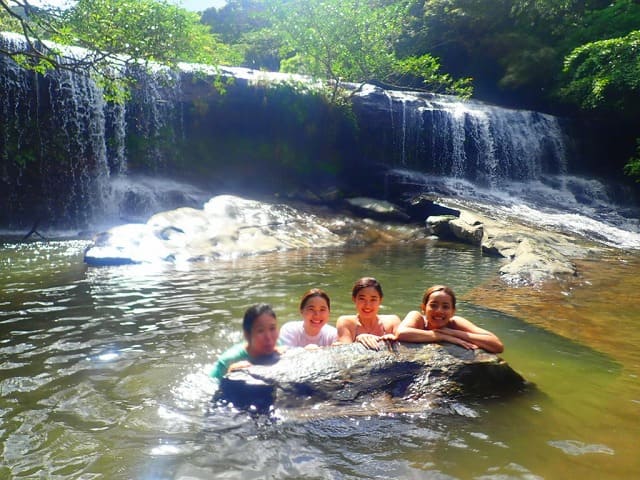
380, 333, 397, 342
227, 360, 252, 373
434, 329, 478, 350
355, 333, 382, 350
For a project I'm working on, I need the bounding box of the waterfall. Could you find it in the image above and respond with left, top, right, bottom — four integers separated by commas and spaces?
358, 86, 568, 187
0, 33, 185, 231
352, 85, 639, 248
0, 33, 115, 229
1, 37, 634, 245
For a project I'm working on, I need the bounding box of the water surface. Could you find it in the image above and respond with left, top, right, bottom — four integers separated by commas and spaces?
1, 239, 638, 479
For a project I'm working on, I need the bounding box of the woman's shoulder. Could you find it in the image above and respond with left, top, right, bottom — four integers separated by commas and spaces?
218, 342, 248, 361
400, 310, 425, 326
280, 320, 303, 331
336, 314, 357, 325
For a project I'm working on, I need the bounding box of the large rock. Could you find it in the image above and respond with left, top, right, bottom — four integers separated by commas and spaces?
84, 195, 344, 265
215, 342, 526, 412
425, 204, 597, 285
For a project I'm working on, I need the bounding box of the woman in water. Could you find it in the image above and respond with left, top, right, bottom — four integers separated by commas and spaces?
210, 303, 280, 380
279, 288, 337, 348
335, 277, 400, 350
396, 285, 503, 353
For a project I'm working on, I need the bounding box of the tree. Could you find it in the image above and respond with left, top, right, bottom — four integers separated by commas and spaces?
561, 30, 640, 181
201, 0, 280, 71
264, 0, 471, 102
1, 0, 241, 99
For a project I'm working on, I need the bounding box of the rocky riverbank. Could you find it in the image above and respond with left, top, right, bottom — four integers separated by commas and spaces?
83, 192, 605, 287
422, 202, 601, 286
334, 194, 605, 287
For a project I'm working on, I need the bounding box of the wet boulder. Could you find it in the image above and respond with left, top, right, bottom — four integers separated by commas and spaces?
216, 342, 526, 412
84, 195, 343, 265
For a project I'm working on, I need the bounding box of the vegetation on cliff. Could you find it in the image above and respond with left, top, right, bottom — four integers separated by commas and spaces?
1, 0, 639, 180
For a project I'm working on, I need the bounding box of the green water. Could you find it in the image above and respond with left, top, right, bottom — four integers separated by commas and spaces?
1, 239, 639, 479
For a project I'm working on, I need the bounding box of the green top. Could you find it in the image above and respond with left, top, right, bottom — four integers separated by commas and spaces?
210, 343, 281, 380
210, 343, 250, 381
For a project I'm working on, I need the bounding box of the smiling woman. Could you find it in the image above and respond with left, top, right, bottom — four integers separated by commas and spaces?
278, 288, 338, 348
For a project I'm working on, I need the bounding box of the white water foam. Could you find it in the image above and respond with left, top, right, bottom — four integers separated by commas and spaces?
389, 168, 640, 250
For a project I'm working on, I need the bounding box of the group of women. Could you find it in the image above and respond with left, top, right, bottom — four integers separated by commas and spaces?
210, 277, 504, 380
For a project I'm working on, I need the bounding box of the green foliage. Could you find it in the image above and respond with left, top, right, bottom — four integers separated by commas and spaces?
57, 0, 238, 66
263, 0, 470, 101
201, 0, 281, 70
1, 0, 242, 102
0, 7, 21, 32
560, 30, 640, 112
624, 139, 640, 182
393, 54, 472, 97
561, 0, 640, 47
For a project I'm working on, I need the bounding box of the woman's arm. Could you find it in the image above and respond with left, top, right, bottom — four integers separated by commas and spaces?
395, 312, 476, 349
440, 316, 504, 353
381, 314, 402, 339
396, 311, 438, 342
335, 315, 356, 344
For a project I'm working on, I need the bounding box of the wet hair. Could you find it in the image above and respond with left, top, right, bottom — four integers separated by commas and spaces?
421, 285, 457, 308
242, 303, 276, 335
299, 288, 331, 311
351, 277, 383, 299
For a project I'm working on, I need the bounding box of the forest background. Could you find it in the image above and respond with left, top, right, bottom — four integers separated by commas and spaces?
1, 0, 639, 183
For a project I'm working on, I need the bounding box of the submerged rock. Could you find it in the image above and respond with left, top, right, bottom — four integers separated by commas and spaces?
216, 342, 526, 412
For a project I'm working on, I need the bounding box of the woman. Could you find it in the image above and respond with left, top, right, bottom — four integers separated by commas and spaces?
336, 277, 400, 350
397, 285, 504, 353
279, 288, 337, 348
210, 303, 280, 380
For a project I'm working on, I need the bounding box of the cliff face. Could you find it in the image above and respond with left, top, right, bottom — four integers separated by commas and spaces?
1, 42, 630, 232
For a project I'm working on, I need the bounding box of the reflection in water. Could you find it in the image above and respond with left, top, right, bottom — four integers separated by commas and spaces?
1, 240, 639, 479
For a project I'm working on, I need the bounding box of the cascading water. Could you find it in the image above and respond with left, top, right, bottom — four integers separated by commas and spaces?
0, 33, 188, 232
354, 86, 639, 249
1, 33, 113, 230
362, 86, 568, 186
1, 32, 637, 248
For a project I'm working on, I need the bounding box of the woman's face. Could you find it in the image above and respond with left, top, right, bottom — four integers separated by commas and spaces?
423, 290, 455, 329
353, 286, 382, 320
301, 295, 330, 336
246, 313, 279, 357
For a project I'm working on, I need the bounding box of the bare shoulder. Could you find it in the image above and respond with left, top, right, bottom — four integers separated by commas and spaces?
336, 314, 357, 327
401, 310, 423, 323
381, 314, 401, 325
450, 315, 478, 331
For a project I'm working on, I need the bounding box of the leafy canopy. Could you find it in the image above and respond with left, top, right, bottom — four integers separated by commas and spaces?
561, 30, 640, 112
264, 0, 471, 101
1, 0, 241, 99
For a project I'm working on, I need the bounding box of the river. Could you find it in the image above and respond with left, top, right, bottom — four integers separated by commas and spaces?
1, 232, 639, 479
